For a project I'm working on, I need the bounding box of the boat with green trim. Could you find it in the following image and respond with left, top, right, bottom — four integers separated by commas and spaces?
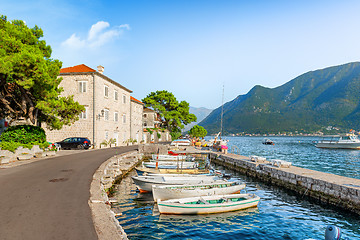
157, 193, 260, 215
152, 181, 246, 202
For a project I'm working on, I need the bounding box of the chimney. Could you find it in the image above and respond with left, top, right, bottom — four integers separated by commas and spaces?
97, 65, 104, 74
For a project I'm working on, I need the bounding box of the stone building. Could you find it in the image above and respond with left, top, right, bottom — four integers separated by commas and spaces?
45, 64, 134, 148
142, 107, 171, 143
130, 96, 144, 144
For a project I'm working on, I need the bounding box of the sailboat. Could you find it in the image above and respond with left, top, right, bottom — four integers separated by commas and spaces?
209, 85, 228, 151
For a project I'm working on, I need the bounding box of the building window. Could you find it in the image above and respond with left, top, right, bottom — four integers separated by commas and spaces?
104, 85, 109, 97
122, 114, 126, 124
123, 95, 126, 104
105, 131, 109, 140
104, 109, 109, 120
114, 90, 118, 101
79, 106, 88, 119
143, 114, 147, 118
114, 112, 119, 122
79, 81, 87, 93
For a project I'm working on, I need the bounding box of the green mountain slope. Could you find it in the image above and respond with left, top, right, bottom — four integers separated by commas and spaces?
200, 62, 360, 134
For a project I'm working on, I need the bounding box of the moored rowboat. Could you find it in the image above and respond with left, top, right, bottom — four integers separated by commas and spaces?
131, 175, 220, 192
135, 167, 210, 175
152, 181, 246, 202
143, 161, 197, 169
157, 193, 260, 215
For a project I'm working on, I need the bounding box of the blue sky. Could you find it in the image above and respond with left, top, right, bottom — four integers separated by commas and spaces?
2, 0, 360, 109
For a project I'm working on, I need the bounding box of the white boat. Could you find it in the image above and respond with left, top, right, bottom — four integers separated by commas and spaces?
135, 167, 211, 175
315, 133, 360, 149
262, 138, 274, 145
157, 193, 260, 215
131, 175, 220, 192
170, 139, 191, 146
142, 161, 198, 169
151, 154, 187, 161
152, 181, 246, 202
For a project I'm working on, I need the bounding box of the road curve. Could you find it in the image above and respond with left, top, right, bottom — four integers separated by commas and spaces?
0, 146, 138, 240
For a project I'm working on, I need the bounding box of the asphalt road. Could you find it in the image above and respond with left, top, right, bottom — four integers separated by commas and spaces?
0, 145, 137, 240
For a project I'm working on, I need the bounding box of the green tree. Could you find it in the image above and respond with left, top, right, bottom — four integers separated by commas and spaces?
189, 125, 208, 138
0, 15, 84, 130
142, 90, 197, 133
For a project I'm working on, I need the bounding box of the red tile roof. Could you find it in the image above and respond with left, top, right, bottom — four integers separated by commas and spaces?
60, 64, 96, 73
131, 96, 143, 104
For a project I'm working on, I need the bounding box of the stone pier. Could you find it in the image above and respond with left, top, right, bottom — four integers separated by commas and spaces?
210, 152, 360, 215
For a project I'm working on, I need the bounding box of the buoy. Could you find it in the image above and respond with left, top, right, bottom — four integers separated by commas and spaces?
325, 225, 341, 240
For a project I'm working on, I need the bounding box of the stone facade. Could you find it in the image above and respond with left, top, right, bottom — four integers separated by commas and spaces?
45, 65, 132, 148
130, 97, 144, 144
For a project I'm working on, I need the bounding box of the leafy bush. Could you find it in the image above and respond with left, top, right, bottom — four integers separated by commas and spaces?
0, 141, 49, 152
0, 125, 46, 144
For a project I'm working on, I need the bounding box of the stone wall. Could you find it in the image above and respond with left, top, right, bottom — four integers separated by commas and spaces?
130, 100, 143, 144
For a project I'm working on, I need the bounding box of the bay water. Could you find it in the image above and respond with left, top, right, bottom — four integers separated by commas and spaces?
112, 136, 360, 239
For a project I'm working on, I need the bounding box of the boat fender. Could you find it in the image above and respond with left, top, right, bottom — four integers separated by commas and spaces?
325, 225, 342, 240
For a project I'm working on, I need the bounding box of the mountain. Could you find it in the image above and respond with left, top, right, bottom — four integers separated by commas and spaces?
183, 107, 213, 132
199, 62, 360, 134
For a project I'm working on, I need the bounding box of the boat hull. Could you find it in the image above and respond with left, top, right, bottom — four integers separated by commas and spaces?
316, 142, 360, 149
157, 193, 260, 215
151, 154, 187, 161
152, 182, 246, 202
135, 167, 210, 175
131, 175, 219, 192
143, 161, 197, 169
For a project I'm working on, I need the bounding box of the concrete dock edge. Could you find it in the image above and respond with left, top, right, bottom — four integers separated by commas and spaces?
89, 151, 143, 240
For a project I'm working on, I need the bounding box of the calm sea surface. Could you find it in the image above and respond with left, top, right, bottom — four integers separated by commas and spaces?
112, 137, 360, 239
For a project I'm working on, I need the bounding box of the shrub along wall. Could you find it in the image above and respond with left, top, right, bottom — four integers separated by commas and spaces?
0, 125, 48, 152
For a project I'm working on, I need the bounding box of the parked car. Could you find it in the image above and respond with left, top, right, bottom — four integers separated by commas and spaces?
56, 137, 91, 150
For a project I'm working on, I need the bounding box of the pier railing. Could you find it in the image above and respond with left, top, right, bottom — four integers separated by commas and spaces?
230, 145, 241, 155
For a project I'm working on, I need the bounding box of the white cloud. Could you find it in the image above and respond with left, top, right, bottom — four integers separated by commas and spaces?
61, 21, 130, 49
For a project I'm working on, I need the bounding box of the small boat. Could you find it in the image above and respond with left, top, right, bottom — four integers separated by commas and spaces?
151, 154, 187, 161
262, 138, 274, 145
135, 167, 210, 175
152, 181, 246, 202
170, 139, 191, 146
131, 175, 219, 192
315, 133, 360, 149
157, 193, 260, 215
142, 161, 198, 169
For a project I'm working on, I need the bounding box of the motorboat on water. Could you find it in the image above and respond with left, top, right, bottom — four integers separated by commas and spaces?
262, 138, 274, 145
315, 133, 360, 149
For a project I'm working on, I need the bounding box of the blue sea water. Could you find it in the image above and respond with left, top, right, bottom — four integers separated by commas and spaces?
112, 137, 360, 239
224, 136, 360, 180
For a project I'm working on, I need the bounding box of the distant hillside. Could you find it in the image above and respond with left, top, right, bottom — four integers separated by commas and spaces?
199, 62, 360, 134
183, 107, 213, 132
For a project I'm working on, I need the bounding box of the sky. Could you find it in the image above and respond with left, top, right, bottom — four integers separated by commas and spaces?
2, 0, 360, 109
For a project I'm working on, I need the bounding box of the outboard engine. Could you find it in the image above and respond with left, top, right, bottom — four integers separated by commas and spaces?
325, 225, 341, 240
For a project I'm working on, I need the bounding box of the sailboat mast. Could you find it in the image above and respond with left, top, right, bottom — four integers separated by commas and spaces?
220, 85, 224, 140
